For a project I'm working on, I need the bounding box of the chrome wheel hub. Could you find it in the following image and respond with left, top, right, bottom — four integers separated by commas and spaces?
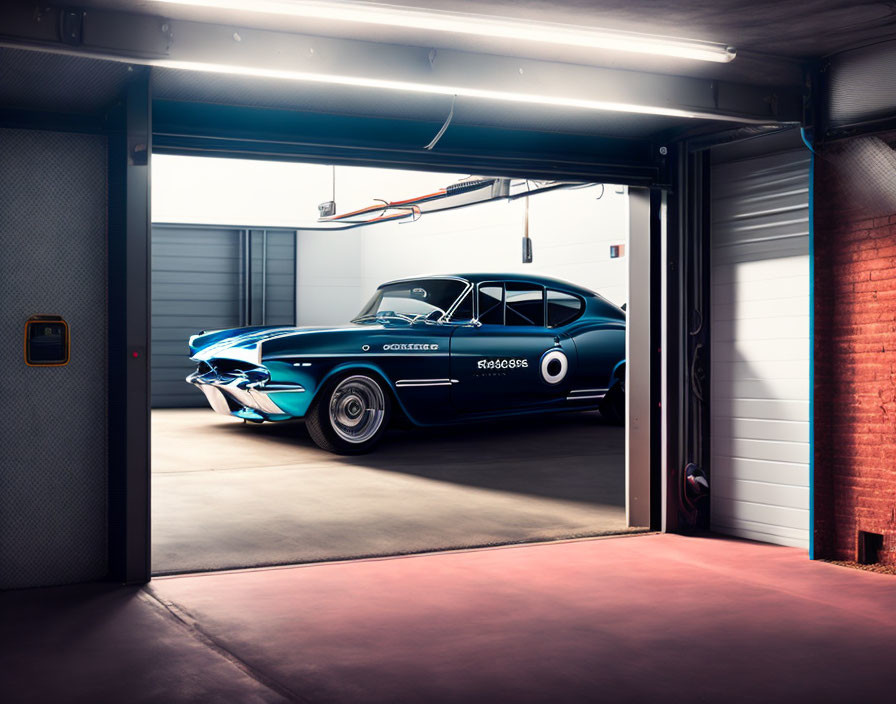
329, 376, 385, 443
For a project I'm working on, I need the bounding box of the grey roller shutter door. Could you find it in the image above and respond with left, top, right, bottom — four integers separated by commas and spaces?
151, 226, 243, 407
247, 229, 298, 328
710, 143, 811, 549
151, 226, 297, 408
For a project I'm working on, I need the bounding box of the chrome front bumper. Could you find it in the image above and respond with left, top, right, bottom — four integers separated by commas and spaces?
187, 367, 304, 417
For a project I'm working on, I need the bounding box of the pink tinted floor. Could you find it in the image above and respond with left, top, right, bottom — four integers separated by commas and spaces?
150, 533, 896, 703
3, 533, 896, 703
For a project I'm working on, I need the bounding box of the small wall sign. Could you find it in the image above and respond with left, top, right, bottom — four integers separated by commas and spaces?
24, 315, 69, 366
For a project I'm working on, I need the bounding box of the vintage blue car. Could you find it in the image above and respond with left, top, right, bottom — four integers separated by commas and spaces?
187, 274, 625, 453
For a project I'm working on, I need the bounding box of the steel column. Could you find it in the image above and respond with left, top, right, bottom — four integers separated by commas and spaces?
626, 188, 652, 528
107, 70, 152, 584
661, 144, 712, 533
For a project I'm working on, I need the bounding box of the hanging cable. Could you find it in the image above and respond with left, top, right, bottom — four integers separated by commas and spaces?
423, 95, 456, 150
522, 192, 533, 263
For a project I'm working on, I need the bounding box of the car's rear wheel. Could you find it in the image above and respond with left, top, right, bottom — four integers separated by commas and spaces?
305, 373, 391, 454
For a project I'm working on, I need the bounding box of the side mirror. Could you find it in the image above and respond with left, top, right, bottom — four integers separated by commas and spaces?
621, 303, 627, 311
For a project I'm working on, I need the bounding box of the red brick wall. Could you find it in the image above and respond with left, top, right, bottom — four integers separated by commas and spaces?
814, 141, 896, 565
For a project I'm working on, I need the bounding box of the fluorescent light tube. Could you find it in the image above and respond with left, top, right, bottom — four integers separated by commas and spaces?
153, 0, 736, 63
154, 58, 708, 119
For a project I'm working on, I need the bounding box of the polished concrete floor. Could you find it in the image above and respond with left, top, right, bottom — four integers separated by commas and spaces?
3, 534, 896, 703
152, 409, 633, 574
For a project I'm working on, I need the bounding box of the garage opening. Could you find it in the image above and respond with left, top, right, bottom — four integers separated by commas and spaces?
150, 154, 645, 574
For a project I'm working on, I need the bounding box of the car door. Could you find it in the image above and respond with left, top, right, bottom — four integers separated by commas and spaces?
450, 281, 576, 414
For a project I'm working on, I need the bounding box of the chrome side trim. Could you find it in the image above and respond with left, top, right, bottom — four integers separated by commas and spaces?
395, 378, 455, 388
264, 383, 306, 392
566, 393, 606, 401
268, 352, 450, 360
569, 388, 609, 395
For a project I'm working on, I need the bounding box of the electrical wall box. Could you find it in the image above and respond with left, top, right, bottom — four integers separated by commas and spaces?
24, 316, 69, 366
610, 244, 626, 259
522, 236, 533, 263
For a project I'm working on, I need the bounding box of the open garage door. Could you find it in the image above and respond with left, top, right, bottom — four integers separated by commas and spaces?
149, 159, 643, 574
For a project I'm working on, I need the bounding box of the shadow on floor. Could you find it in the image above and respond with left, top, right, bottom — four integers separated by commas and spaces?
202, 410, 624, 506
151, 408, 630, 573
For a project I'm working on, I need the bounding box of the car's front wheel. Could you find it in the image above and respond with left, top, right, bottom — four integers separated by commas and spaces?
305, 373, 391, 454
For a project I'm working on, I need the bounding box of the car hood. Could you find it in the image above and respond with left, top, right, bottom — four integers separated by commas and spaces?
188, 321, 452, 364
189, 324, 373, 362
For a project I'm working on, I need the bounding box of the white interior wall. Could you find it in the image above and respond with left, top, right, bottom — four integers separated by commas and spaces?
150, 156, 629, 327
295, 228, 365, 326
297, 183, 629, 325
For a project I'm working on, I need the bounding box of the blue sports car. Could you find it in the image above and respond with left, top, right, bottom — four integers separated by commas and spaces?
187, 273, 625, 453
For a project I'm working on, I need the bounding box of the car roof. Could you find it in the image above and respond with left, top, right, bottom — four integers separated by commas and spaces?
379, 273, 599, 298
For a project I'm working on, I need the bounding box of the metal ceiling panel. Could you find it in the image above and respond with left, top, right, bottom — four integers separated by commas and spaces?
0, 3, 804, 184
0, 47, 135, 115
151, 99, 662, 184
82, 0, 896, 86
826, 39, 896, 130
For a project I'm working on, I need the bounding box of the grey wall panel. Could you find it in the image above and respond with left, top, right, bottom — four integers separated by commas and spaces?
150, 226, 295, 407
247, 229, 297, 327
710, 138, 811, 549
259, 230, 297, 326
0, 128, 108, 589
151, 226, 242, 407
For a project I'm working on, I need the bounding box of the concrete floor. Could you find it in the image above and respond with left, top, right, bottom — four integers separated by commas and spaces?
3, 534, 896, 703
152, 409, 634, 574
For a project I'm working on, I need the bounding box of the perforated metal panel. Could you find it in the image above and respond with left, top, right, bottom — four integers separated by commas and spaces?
710, 139, 811, 549
827, 39, 896, 128
0, 128, 108, 588
0, 47, 134, 115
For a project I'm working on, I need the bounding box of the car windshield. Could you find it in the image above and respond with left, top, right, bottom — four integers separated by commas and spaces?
354, 279, 468, 323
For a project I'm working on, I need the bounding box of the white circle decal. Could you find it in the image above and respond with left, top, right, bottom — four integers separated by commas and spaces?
541, 350, 568, 385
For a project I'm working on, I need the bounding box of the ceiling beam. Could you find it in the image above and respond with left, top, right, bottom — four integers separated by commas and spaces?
0, 4, 803, 126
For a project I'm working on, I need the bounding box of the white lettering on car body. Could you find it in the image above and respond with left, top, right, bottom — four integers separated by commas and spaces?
382, 343, 440, 351
477, 358, 529, 370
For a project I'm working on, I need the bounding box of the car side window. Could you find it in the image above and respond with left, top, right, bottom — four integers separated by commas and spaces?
478, 284, 504, 324
505, 283, 545, 326
547, 290, 585, 327
447, 290, 474, 322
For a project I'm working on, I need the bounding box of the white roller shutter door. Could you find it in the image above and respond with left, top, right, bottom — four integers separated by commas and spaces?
710, 144, 811, 549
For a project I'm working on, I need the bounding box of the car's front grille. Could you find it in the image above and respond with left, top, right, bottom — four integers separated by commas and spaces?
209, 358, 264, 376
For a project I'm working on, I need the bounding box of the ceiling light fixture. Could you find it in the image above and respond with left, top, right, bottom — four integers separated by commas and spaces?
153, 58, 711, 119
153, 0, 736, 63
